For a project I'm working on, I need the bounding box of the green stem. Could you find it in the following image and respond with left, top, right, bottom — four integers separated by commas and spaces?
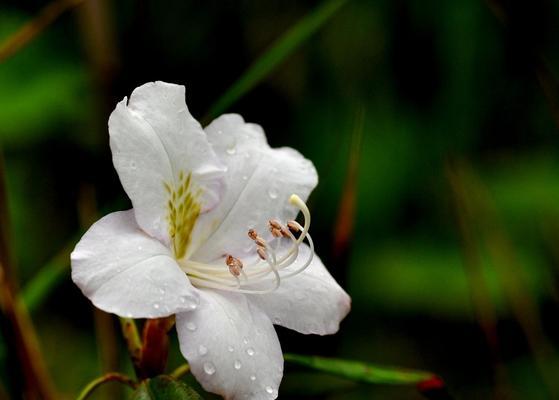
76, 372, 136, 400
170, 363, 190, 380
119, 317, 142, 375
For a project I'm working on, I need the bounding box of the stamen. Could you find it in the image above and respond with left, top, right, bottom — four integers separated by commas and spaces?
248, 229, 258, 240
270, 227, 282, 238
257, 247, 267, 260
225, 255, 243, 277
181, 193, 314, 295
287, 220, 300, 233
255, 236, 267, 248
269, 219, 282, 230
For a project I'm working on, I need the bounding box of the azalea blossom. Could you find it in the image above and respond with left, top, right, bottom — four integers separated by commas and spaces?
71, 81, 351, 399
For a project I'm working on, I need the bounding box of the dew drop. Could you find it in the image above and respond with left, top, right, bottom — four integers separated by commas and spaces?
265, 386, 274, 394
267, 188, 278, 199
153, 303, 160, 310
243, 337, 249, 345
250, 375, 256, 381
246, 347, 255, 356
126, 312, 133, 318
227, 345, 234, 353
137, 245, 143, 251
130, 161, 137, 169
242, 175, 248, 181
159, 288, 165, 294
203, 362, 216, 375
226, 146, 237, 155
272, 317, 282, 325
198, 344, 208, 356
234, 360, 242, 370
186, 322, 197, 331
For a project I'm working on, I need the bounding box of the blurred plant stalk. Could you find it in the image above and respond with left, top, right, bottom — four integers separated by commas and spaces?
0, 0, 85, 64
446, 159, 510, 400
447, 159, 558, 398
333, 108, 364, 265
0, 152, 56, 399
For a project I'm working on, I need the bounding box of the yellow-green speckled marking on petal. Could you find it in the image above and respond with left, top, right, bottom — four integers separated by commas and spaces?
165, 171, 201, 259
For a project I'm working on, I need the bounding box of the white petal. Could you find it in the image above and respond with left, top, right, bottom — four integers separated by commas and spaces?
108, 81, 225, 246
192, 114, 318, 261
176, 289, 283, 400
247, 244, 351, 335
71, 210, 199, 318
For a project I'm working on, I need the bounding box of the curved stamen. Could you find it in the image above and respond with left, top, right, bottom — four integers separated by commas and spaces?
182, 193, 313, 294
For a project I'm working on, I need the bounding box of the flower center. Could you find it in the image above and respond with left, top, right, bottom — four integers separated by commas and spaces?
179, 194, 314, 294
165, 171, 201, 260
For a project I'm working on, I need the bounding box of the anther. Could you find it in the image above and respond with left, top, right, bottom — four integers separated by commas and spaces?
248, 229, 258, 240
257, 247, 267, 260
255, 236, 267, 248
225, 255, 243, 277
269, 219, 282, 230
271, 228, 282, 238
287, 220, 300, 233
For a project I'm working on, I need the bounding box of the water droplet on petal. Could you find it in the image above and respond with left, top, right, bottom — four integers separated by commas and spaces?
234, 360, 242, 370
265, 386, 274, 394
159, 288, 165, 294
267, 188, 278, 199
186, 322, 196, 331
153, 303, 160, 309
198, 345, 208, 356
273, 317, 282, 325
130, 161, 137, 169
227, 346, 234, 352
250, 375, 256, 381
246, 347, 255, 356
203, 362, 216, 375
242, 175, 248, 181
226, 146, 236, 155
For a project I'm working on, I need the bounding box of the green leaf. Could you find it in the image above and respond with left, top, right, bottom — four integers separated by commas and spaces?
131, 376, 204, 400
203, 0, 347, 122
284, 354, 434, 385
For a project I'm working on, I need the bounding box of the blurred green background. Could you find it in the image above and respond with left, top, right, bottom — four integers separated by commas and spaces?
2, 0, 559, 398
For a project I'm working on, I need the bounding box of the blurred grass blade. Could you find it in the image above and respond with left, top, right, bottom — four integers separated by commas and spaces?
333, 107, 364, 262
203, 0, 347, 122
20, 238, 76, 312
0, 0, 84, 63
284, 353, 434, 385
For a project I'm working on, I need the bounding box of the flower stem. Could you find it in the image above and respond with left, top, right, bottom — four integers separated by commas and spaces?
76, 372, 137, 400
119, 317, 142, 375
170, 363, 191, 380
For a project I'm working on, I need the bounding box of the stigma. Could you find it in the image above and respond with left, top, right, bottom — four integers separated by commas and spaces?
180, 194, 314, 294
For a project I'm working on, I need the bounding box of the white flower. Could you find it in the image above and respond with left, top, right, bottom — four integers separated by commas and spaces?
71, 81, 351, 400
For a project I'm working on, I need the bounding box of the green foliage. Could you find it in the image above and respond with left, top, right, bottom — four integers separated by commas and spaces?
284, 354, 433, 385
131, 376, 204, 400
204, 0, 347, 122
0, 13, 92, 146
